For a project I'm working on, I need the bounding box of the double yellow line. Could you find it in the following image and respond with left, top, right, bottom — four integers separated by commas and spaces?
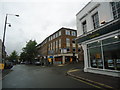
67, 69, 114, 89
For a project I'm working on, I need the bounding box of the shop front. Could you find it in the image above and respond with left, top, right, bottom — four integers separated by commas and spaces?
54, 56, 62, 64
77, 19, 120, 77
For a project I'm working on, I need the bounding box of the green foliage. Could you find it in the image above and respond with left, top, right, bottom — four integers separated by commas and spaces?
20, 40, 37, 63
8, 50, 18, 63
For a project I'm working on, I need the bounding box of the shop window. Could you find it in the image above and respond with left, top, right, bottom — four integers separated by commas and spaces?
88, 46, 103, 68
102, 36, 120, 45
88, 41, 101, 48
87, 36, 120, 70
103, 42, 120, 70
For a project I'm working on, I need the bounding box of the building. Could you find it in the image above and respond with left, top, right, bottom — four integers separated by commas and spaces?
0, 39, 2, 61
76, 1, 120, 77
37, 27, 81, 64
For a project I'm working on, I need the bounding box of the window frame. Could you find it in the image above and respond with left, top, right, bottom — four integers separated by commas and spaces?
92, 12, 99, 29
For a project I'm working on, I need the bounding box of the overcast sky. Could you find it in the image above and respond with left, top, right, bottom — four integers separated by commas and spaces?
0, 0, 91, 55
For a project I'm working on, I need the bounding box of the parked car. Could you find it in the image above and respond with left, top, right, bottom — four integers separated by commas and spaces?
34, 61, 41, 65
4, 61, 13, 69
20, 61, 25, 64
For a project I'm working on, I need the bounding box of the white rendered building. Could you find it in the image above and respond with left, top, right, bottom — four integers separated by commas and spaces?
76, 1, 120, 77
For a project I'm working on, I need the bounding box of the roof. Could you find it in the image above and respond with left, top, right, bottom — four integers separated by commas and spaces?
37, 27, 77, 47
76, 1, 91, 16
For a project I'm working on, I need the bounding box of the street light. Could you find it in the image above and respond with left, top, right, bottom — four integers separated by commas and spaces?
2, 14, 19, 60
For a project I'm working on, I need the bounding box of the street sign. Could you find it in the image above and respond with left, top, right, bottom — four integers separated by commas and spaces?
49, 56, 53, 58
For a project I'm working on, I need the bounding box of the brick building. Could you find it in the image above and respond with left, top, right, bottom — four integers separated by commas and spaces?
37, 27, 81, 64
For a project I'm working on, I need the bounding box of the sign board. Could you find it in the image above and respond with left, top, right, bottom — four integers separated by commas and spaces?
77, 19, 120, 43
49, 56, 53, 58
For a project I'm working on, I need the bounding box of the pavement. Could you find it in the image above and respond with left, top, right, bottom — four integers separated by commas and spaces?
66, 64, 120, 90
1, 66, 14, 80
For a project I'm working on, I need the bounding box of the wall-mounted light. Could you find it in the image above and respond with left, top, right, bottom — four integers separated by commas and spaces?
114, 35, 118, 39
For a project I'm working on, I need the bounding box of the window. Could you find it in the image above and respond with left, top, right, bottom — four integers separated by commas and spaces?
73, 48, 76, 52
92, 12, 99, 29
87, 41, 103, 68
111, 2, 120, 19
71, 31, 76, 36
78, 48, 81, 52
53, 41, 55, 50
72, 43, 76, 47
82, 21, 87, 34
51, 36, 52, 40
102, 36, 120, 70
48, 37, 50, 41
67, 48, 70, 52
66, 38, 70, 47
59, 39, 61, 48
48, 44, 50, 50
59, 31, 61, 36
56, 33, 58, 38
87, 36, 120, 70
66, 30, 70, 35
53, 34, 55, 39
56, 40, 58, 49
51, 43, 52, 50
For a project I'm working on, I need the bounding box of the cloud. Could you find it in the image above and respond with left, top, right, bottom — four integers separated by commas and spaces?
0, 1, 90, 55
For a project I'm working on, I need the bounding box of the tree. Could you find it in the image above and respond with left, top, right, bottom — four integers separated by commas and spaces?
20, 40, 37, 63
8, 50, 19, 64
19, 52, 27, 62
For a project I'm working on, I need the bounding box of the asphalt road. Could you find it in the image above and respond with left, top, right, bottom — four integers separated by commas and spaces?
2, 64, 96, 88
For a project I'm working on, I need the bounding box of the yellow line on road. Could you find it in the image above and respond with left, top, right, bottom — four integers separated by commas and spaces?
68, 69, 80, 72
70, 76, 104, 89
68, 69, 114, 89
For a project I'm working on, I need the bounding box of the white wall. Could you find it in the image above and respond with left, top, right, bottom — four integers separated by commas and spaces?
76, 2, 114, 36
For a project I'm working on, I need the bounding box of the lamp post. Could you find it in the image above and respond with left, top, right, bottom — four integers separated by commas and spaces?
2, 14, 19, 61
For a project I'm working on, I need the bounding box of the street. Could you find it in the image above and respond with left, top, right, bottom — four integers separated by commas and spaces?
2, 64, 97, 88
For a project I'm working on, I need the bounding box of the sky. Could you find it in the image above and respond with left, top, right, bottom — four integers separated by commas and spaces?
0, 0, 91, 55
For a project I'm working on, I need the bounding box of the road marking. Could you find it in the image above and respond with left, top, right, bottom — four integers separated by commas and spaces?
67, 69, 114, 89
68, 69, 80, 72
70, 76, 104, 89
57, 64, 65, 66
70, 73, 113, 89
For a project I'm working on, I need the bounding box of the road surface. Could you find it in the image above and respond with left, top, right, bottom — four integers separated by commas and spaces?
2, 64, 97, 88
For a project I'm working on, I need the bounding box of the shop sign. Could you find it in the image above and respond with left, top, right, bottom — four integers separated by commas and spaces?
77, 19, 120, 43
